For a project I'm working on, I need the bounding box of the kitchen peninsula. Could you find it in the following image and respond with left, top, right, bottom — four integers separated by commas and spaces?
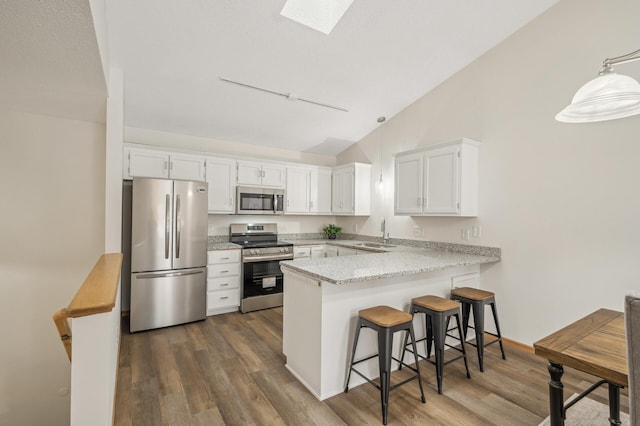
280, 242, 500, 400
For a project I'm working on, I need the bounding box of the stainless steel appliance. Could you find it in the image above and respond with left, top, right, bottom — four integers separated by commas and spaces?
130, 178, 208, 332
230, 223, 293, 313
236, 186, 285, 215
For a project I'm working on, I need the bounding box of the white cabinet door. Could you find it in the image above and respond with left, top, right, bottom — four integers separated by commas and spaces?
332, 168, 348, 213
206, 157, 236, 214
170, 154, 206, 181
338, 247, 357, 257
261, 164, 286, 187
126, 148, 170, 179
332, 163, 370, 215
237, 161, 263, 186
325, 245, 338, 257
423, 145, 459, 214
310, 168, 332, 214
310, 245, 326, 259
393, 139, 478, 217
395, 152, 423, 214
286, 167, 311, 213
237, 160, 285, 187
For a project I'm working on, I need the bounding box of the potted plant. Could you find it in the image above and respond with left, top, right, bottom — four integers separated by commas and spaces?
322, 224, 342, 240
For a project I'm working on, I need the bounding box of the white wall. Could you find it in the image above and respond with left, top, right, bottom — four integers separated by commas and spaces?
338, 0, 640, 344
0, 109, 105, 425
126, 126, 336, 167
208, 214, 336, 238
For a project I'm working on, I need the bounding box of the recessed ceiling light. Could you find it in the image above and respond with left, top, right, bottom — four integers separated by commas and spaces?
280, 0, 354, 35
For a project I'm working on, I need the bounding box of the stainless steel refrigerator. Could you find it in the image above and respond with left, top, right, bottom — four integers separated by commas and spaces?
130, 178, 208, 332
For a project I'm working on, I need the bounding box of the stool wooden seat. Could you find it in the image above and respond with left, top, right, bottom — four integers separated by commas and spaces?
345, 305, 426, 425
360, 305, 413, 327
450, 287, 506, 372
400, 295, 470, 393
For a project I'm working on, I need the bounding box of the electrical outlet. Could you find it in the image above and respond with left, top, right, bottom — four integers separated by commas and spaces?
413, 226, 424, 237
208, 224, 215, 235
461, 229, 470, 241
472, 225, 482, 238
353, 223, 358, 232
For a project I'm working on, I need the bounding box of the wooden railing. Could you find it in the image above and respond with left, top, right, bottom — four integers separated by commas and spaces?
53, 253, 123, 361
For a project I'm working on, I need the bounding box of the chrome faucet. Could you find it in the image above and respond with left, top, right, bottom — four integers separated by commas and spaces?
381, 218, 389, 244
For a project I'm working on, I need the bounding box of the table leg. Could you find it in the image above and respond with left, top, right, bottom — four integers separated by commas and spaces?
548, 362, 564, 426
607, 383, 621, 425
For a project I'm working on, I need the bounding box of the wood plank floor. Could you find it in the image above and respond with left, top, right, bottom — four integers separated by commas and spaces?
115, 307, 629, 425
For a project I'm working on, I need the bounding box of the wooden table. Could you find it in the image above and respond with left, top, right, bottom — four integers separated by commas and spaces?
533, 309, 628, 426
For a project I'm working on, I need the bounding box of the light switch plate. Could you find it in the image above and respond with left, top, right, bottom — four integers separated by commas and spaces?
472, 225, 481, 238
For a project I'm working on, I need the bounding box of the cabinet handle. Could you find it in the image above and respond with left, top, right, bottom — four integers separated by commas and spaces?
417, 197, 421, 207
220, 296, 229, 300
220, 270, 229, 273
220, 283, 229, 286
220, 257, 229, 260
164, 160, 168, 171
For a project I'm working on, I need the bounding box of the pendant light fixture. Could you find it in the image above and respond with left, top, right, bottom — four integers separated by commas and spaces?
377, 116, 386, 191
556, 48, 640, 123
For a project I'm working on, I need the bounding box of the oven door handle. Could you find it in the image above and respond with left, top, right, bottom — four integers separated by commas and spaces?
243, 254, 294, 263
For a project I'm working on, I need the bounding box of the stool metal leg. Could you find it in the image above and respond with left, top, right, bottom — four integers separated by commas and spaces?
344, 320, 363, 393
431, 311, 446, 394
408, 323, 426, 404
460, 302, 471, 339
471, 301, 485, 372
454, 313, 471, 379
426, 314, 434, 360
490, 301, 506, 360
378, 328, 393, 425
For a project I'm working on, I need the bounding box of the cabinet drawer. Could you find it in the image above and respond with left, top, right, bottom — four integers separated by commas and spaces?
207, 289, 240, 310
207, 250, 241, 264
207, 263, 241, 278
207, 276, 240, 292
293, 247, 311, 258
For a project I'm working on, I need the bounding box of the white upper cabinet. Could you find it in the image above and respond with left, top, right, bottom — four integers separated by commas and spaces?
332, 163, 371, 216
285, 166, 332, 215
394, 139, 479, 217
124, 147, 205, 181
309, 168, 332, 214
169, 154, 206, 181
285, 166, 310, 213
237, 160, 285, 188
125, 147, 170, 179
206, 157, 236, 214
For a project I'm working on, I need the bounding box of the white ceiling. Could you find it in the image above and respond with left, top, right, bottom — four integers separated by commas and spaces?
0, 0, 107, 122
2, 0, 560, 155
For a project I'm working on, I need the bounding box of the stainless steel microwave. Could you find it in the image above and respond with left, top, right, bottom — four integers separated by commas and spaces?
236, 186, 285, 215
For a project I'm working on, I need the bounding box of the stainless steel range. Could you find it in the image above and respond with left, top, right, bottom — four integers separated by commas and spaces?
230, 223, 293, 313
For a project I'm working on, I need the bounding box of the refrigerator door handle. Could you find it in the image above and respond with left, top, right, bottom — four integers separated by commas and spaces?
175, 194, 181, 258
135, 270, 204, 279
165, 194, 171, 259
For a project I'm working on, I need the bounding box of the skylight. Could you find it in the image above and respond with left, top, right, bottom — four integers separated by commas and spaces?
280, 0, 354, 35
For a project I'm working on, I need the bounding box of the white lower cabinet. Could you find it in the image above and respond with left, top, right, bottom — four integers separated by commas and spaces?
337, 247, 358, 257
294, 245, 327, 259
325, 245, 338, 257
206, 249, 241, 315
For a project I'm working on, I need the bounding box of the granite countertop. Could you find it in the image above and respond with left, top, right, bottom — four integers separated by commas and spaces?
280, 244, 500, 285
207, 242, 242, 251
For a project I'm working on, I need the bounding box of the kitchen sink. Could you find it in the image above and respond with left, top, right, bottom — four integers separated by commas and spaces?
355, 242, 396, 248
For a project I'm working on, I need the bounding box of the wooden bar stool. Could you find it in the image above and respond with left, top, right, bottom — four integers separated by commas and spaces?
344, 305, 426, 425
450, 287, 506, 372
399, 295, 471, 394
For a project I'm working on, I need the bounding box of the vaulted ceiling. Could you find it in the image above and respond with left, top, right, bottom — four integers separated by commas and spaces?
2, 0, 560, 155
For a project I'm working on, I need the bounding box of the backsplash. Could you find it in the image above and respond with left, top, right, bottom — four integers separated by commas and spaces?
208, 233, 501, 257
